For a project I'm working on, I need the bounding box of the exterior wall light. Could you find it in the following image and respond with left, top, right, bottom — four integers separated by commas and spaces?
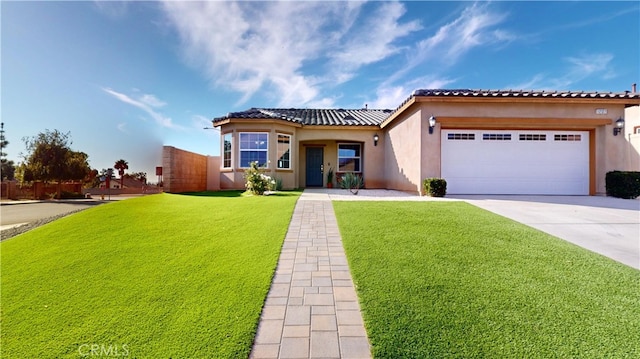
428, 115, 437, 134
613, 118, 625, 136
373, 134, 379, 146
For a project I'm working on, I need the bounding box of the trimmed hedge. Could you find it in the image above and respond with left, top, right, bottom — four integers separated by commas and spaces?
605, 171, 640, 199
423, 178, 447, 197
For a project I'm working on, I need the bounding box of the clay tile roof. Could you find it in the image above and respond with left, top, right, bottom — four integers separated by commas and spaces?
213, 108, 392, 126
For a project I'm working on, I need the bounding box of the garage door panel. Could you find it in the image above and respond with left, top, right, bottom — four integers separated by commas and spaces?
442, 130, 588, 195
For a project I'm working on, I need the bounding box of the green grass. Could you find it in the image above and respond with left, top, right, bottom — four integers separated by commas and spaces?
334, 201, 640, 358
1, 191, 300, 358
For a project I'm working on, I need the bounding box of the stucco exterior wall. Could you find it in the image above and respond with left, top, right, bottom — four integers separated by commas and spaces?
219, 122, 299, 190
296, 129, 384, 188
384, 105, 423, 193
402, 100, 630, 195
624, 106, 640, 171
162, 146, 209, 193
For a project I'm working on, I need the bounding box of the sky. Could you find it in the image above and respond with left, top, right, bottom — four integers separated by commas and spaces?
2, 1, 639, 181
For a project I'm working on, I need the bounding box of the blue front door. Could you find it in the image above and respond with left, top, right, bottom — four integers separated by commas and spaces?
306, 147, 324, 187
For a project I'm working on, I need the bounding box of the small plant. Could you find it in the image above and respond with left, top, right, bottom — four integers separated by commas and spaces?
274, 177, 284, 191
244, 161, 275, 195
340, 172, 364, 195
326, 167, 334, 188
423, 178, 447, 197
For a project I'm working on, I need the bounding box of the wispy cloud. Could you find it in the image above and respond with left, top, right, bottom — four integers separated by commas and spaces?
102, 87, 182, 130
369, 76, 457, 109
370, 2, 512, 109
161, 1, 420, 108
508, 53, 615, 90
117, 122, 129, 134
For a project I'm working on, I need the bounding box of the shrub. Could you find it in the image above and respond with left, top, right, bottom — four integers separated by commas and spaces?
605, 171, 640, 199
423, 178, 447, 197
244, 161, 275, 195
340, 172, 364, 195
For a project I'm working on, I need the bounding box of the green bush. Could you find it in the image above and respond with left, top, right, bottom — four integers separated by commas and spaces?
423, 178, 447, 197
244, 161, 275, 195
605, 171, 640, 199
340, 172, 364, 195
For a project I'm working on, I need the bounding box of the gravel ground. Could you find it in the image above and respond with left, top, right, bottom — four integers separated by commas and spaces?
0, 209, 87, 241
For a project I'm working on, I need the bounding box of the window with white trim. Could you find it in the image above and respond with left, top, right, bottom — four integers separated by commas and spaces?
239, 132, 268, 168
338, 143, 361, 173
223, 133, 232, 168
277, 133, 291, 169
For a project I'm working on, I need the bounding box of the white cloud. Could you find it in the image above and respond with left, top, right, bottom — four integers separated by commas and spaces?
160, 1, 420, 107
381, 2, 513, 89
509, 53, 615, 90
369, 76, 457, 109
117, 122, 129, 134
102, 88, 183, 130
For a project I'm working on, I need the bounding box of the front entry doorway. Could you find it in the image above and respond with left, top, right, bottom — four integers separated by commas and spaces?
306, 147, 324, 187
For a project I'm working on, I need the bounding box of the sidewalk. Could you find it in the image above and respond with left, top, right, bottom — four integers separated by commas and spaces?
250, 191, 371, 359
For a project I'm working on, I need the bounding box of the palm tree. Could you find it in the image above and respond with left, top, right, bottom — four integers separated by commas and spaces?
114, 159, 129, 189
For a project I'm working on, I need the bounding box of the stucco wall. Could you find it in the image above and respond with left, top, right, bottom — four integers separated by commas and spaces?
220, 123, 299, 190
384, 105, 423, 193
624, 106, 640, 171
220, 122, 384, 190
162, 146, 209, 193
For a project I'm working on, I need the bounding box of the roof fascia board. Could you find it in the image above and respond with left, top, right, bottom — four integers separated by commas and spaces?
380, 97, 417, 129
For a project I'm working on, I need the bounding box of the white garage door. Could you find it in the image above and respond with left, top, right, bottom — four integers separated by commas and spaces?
441, 130, 589, 195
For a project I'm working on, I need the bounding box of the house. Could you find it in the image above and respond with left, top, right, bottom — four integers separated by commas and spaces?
211, 89, 640, 196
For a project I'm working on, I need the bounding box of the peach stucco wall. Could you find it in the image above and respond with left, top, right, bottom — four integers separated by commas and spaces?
384, 105, 423, 193
220, 122, 384, 190
624, 106, 640, 171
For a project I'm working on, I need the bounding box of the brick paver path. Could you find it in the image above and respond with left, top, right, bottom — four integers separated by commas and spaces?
250, 191, 371, 359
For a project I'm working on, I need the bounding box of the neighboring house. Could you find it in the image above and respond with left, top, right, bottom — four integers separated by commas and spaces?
212, 89, 640, 196
99, 176, 145, 190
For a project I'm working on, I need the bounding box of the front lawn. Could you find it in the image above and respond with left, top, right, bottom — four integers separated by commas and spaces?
334, 201, 640, 358
1, 191, 300, 358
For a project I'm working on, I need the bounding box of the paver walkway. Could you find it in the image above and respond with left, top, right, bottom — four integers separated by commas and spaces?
250, 191, 372, 359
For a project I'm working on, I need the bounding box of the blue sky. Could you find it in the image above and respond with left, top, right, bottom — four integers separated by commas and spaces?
2, 1, 638, 181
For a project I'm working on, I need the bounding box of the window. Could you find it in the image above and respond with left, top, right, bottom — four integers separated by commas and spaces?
447, 133, 475, 140
239, 132, 268, 168
222, 133, 232, 168
338, 143, 361, 172
519, 134, 546, 141
277, 133, 291, 169
554, 134, 581, 141
482, 133, 512, 141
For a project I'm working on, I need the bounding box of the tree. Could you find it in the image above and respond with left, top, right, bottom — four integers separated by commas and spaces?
114, 159, 129, 189
0, 122, 16, 180
20, 129, 91, 197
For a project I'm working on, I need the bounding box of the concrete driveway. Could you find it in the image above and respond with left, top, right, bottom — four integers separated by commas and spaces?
451, 195, 640, 270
